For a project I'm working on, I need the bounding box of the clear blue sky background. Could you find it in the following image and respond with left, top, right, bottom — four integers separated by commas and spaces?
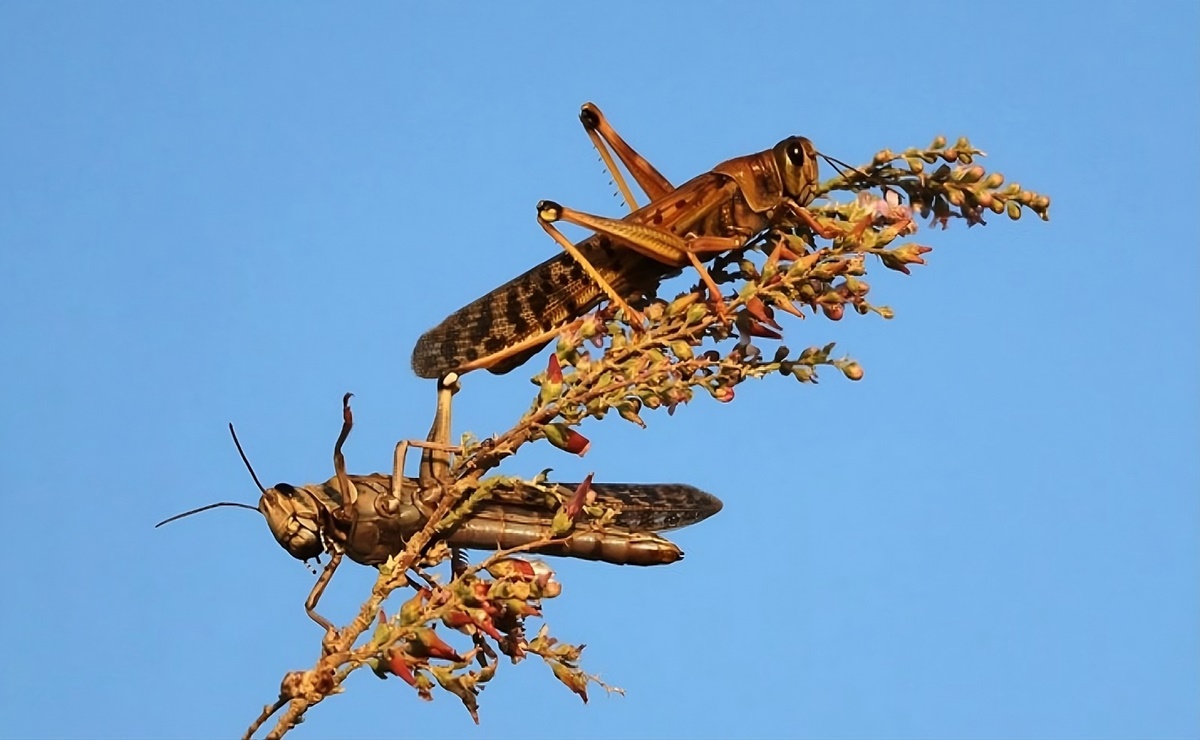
2, 4, 1196, 739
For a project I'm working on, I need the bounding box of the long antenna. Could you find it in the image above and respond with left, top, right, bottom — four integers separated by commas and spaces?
818, 152, 892, 193
229, 422, 267, 494
153, 422, 268, 528
155, 501, 259, 528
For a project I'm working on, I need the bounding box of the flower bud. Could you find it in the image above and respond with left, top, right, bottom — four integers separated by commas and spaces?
542, 423, 591, 456
564, 473, 594, 521
666, 291, 702, 316
486, 557, 552, 582
386, 650, 418, 687
408, 627, 463, 662
670, 340, 694, 360
503, 599, 542, 618
617, 400, 646, 428
537, 354, 564, 406
744, 296, 782, 329
398, 589, 428, 626
710, 385, 735, 403
742, 319, 783, 339
550, 661, 590, 704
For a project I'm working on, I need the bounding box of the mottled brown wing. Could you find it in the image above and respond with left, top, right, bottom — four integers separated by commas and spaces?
410, 245, 668, 379
479, 481, 724, 533
409, 173, 737, 379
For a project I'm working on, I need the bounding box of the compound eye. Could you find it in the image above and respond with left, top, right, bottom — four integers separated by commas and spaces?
275, 483, 296, 496
786, 140, 807, 167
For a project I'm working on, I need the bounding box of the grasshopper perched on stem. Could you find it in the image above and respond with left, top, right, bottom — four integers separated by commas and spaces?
411, 102, 840, 380
157, 375, 722, 630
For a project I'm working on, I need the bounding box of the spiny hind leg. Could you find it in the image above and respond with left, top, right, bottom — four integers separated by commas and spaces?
579, 102, 674, 212
535, 202, 645, 325
538, 200, 737, 322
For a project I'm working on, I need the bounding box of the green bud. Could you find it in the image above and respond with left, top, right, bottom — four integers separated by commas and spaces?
670, 341, 694, 360
550, 509, 573, 537
666, 291, 701, 316
618, 404, 646, 428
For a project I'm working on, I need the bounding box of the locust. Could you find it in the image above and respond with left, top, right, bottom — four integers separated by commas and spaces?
157, 374, 723, 629
410, 102, 829, 380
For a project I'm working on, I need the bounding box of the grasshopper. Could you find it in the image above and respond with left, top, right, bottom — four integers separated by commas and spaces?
410, 102, 828, 380
157, 375, 722, 629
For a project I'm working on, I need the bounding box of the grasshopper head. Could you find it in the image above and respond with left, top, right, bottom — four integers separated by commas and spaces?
772, 136, 819, 205
155, 425, 335, 563
258, 483, 327, 561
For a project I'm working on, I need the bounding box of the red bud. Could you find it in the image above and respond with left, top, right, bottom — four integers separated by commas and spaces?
743, 319, 783, 339
543, 423, 592, 456
744, 296, 782, 330
387, 650, 418, 687
442, 610, 476, 634
409, 627, 463, 662
564, 473, 594, 521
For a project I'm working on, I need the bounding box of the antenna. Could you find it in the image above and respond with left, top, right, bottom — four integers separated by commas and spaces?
155, 501, 258, 528
153, 422, 268, 528
229, 422, 267, 494
818, 151, 894, 195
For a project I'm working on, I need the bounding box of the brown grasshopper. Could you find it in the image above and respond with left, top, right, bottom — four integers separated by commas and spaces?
410, 102, 829, 380
157, 375, 722, 629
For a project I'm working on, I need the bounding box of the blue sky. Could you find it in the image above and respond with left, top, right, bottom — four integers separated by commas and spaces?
1, 3, 1196, 739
